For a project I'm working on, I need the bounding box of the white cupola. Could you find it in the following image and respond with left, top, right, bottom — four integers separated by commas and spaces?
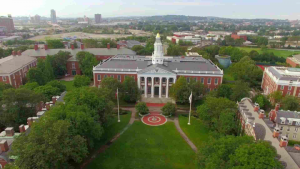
152, 33, 164, 64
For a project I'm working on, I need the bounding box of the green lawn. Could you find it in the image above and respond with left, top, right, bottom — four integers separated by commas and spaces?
87, 121, 196, 169
237, 47, 300, 58
60, 80, 75, 91
178, 115, 210, 149
95, 112, 132, 147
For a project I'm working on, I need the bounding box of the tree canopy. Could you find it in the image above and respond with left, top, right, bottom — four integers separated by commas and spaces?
121, 76, 141, 103
46, 39, 65, 49
76, 51, 99, 78
73, 75, 91, 88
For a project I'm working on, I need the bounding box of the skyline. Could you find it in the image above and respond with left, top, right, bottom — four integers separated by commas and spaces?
1, 0, 300, 20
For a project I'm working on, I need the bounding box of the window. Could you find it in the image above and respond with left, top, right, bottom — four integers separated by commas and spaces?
281, 86, 284, 90
141, 77, 145, 82
295, 127, 298, 132
296, 122, 300, 126
214, 78, 218, 85
287, 127, 290, 131
194, 78, 197, 81
288, 86, 292, 90
72, 70, 76, 76
97, 75, 101, 81
104, 75, 107, 78
281, 120, 285, 124
288, 120, 293, 125
118, 75, 121, 82
186, 77, 190, 83
293, 134, 297, 139
286, 133, 289, 138
162, 78, 166, 83
201, 78, 204, 84
280, 126, 284, 130
72, 63, 75, 69
208, 78, 211, 84
2, 76, 6, 81
287, 91, 291, 95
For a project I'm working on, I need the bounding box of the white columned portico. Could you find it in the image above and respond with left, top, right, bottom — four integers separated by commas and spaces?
151, 77, 154, 98
138, 76, 141, 89
144, 76, 147, 98
166, 78, 169, 98
159, 77, 162, 98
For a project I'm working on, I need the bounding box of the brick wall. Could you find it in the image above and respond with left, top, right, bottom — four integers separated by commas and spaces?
286, 57, 299, 67
66, 61, 81, 76
0, 157, 7, 168
95, 55, 113, 61
179, 75, 222, 90
94, 73, 137, 87
261, 72, 278, 95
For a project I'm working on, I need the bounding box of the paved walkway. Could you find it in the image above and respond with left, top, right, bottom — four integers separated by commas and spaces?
80, 107, 136, 169
174, 115, 198, 153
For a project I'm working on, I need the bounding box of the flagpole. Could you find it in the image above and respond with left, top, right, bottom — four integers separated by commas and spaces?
117, 88, 120, 122
188, 92, 192, 125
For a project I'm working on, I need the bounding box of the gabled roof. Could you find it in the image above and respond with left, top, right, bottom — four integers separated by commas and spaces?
0, 55, 36, 74
138, 64, 176, 74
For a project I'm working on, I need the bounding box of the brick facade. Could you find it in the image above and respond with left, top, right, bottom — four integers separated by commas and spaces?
66, 61, 81, 76
0, 158, 7, 168
286, 57, 300, 67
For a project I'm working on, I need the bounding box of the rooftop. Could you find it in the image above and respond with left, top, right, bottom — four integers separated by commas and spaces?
0, 55, 36, 74
267, 66, 300, 81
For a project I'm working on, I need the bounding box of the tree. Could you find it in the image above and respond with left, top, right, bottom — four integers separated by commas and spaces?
131, 45, 145, 54
135, 102, 149, 115
46, 80, 66, 93
217, 84, 233, 99
169, 76, 190, 104
21, 82, 39, 90
0, 82, 12, 100
27, 68, 45, 85
0, 88, 43, 130
46, 103, 103, 148
269, 91, 283, 104
64, 87, 114, 125
188, 79, 206, 103
44, 55, 55, 82
167, 44, 187, 56
82, 39, 98, 48
230, 81, 250, 102
46, 39, 65, 49
100, 77, 121, 101
73, 75, 91, 88
161, 102, 176, 116
51, 51, 71, 77
76, 51, 99, 78
229, 141, 282, 169
34, 85, 60, 101
121, 76, 140, 103
281, 96, 300, 111
11, 119, 88, 169
197, 97, 237, 134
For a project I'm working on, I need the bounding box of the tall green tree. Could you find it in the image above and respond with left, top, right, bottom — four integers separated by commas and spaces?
73, 75, 91, 88
11, 119, 88, 169
0, 82, 12, 100
217, 84, 233, 99
121, 76, 140, 103
34, 85, 60, 101
169, 76, 190, 104
76, 51, 99, 78
51, 51, 71, 77
100, 77, 121, 101
44, 55, 55, 82
27, 68, 45, 85
281, 96, 300, 111
46, 39, 65, 49
230, 81, 250, 102
269, 91, 283, 104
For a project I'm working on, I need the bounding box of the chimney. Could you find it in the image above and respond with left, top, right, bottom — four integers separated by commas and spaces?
254, 103, 260, 112
34, 44, 38, 51
117, 44, 120, 49
52, 96, 57, 104
80, 43, 85, 50
19, 125, 26, 133
71, 44, 74, 50
44, 44, 48, 50
275, 103, 280, 111
27, 117, 33, 127
279, 136, 289, 147
273, 127, 280, 138
45, 102, 50, 110
0, 140, 9, 152
17, 50, 21, 56
259, 110, 265, 119
12, 51, 16, 56
5, 127, 14, 136
107, 43, 110, 49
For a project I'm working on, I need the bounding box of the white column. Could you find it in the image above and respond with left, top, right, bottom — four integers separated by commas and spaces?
159, 77, 162, 98
138, 76, 141, 89
145, 77, 147, 98
166, 78, 169, 98
151, 77, 154, 98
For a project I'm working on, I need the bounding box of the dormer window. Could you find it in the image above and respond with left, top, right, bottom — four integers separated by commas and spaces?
296, 121, 300, 126
281, 119, 285, 124
289, 120, 293, 125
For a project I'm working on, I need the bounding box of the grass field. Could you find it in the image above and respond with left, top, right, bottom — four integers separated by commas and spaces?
60, 80, 75, 91
237, 47, 300, 58
178, 115, 210, 149
223, 68, 235, 82
87, 121, 196, 169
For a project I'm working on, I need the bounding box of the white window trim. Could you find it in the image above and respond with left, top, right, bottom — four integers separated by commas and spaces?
293, 134, 297, 138
207, 78, 211, 84
2, 76, 6, 81
281, 86, 284, 90
97, 75, 101, 81
288, 86, 292, 90
214, 78, 218, 85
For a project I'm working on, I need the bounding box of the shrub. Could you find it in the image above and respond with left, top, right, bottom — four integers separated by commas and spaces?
135, 102, 149, 115
34, 85, 60, 101
161, 102, 176, 116
73, 75, 90, 88
46, 80, 66, 93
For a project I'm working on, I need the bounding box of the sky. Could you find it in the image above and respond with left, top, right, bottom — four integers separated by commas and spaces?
1, 0, 300, 20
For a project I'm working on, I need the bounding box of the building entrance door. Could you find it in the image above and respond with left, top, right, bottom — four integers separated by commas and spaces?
154, 87, 159, 96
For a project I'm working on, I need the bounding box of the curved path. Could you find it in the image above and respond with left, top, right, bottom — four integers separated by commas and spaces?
174, 115, 198, 153
80, 107, 136, 169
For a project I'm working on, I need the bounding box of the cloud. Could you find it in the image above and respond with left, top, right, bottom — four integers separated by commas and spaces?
157, 1, 224, 6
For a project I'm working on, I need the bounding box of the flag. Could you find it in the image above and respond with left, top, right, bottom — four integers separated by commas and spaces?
189, 92, 192, 104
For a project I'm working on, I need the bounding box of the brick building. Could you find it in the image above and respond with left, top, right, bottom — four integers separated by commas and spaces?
0, 52, 37, 88
93, 33, 223, 98
231, 33, 247, 41
0, 15, 14, 33
286, 55, 300, 67
20, 43, 135, 77
261, 66, 300, 97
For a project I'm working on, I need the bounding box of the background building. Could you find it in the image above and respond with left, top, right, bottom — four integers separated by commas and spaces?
95, 14, 102, 24
286, 54, 300, 67
0, 15, 14, 33
50, 9, 57, 24
261, 66, 300, 97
